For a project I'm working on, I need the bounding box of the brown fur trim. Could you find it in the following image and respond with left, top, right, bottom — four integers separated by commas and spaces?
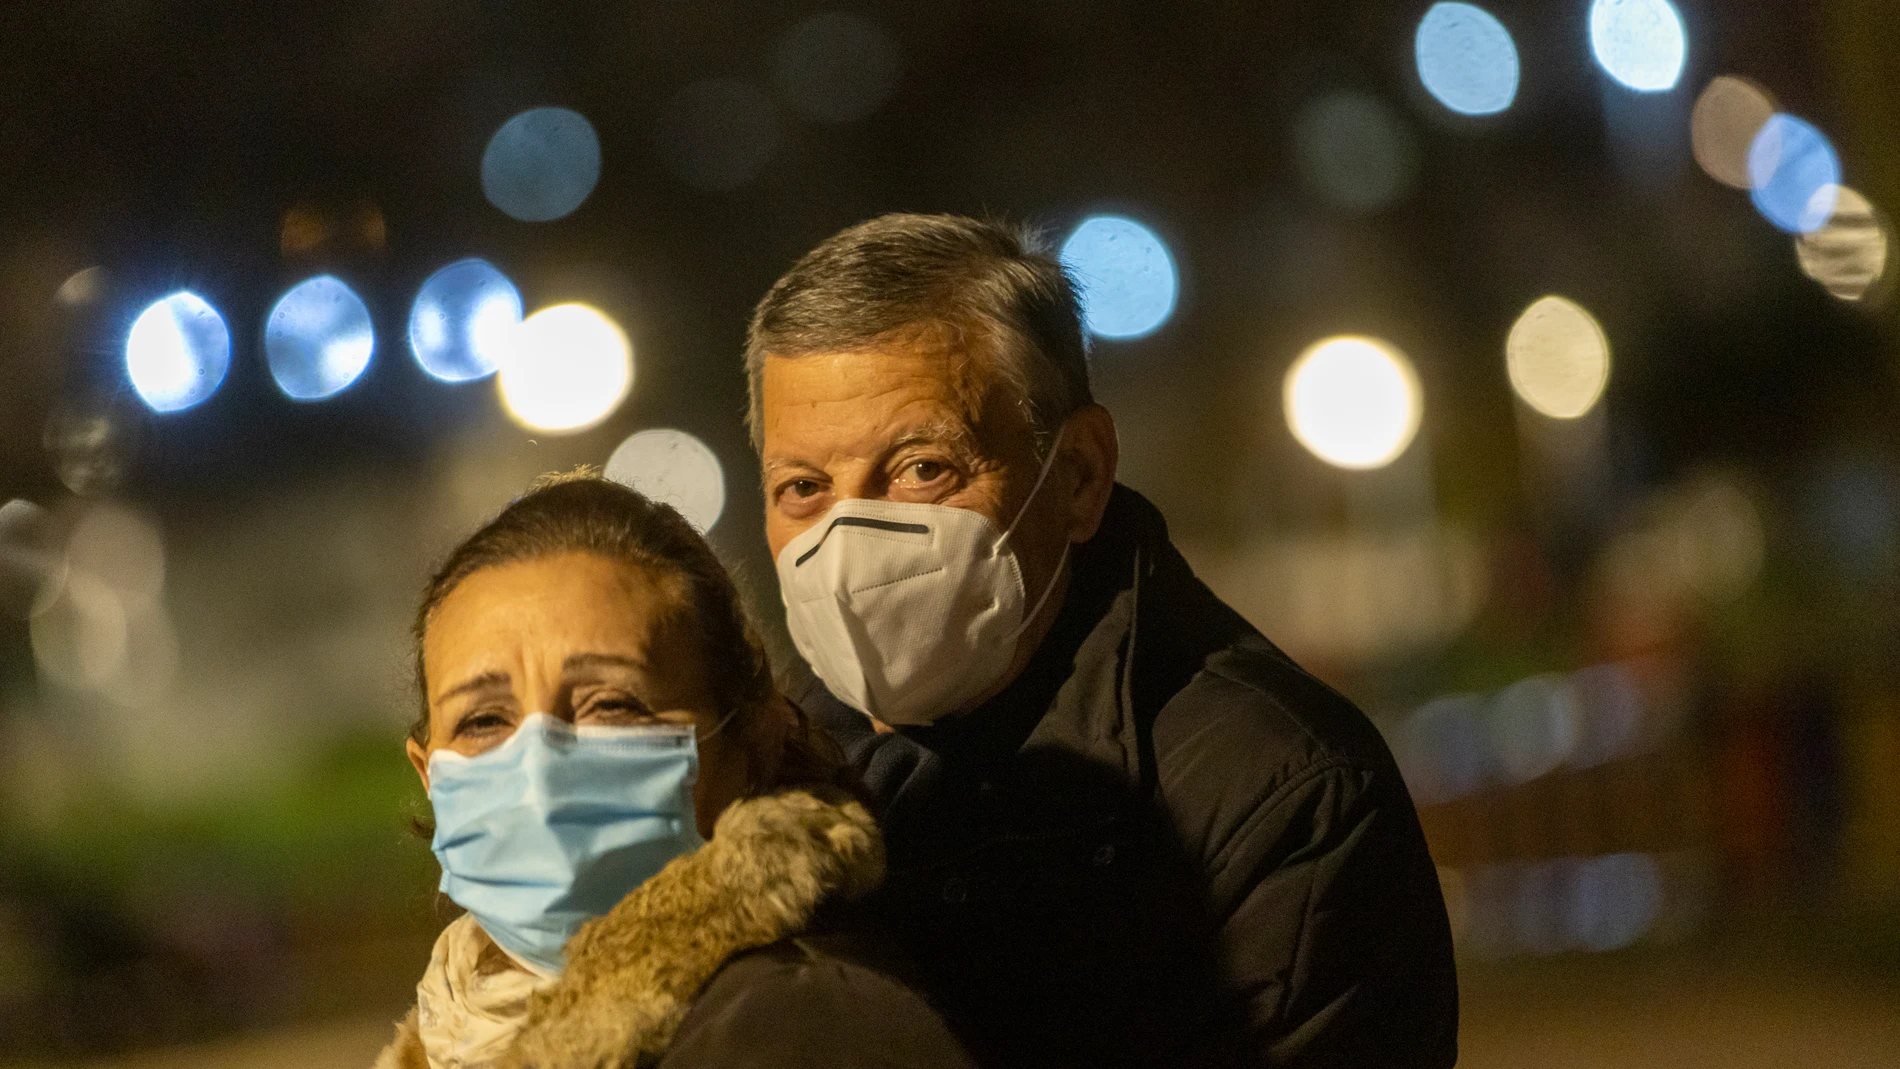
372, 1007, 429, 1069
492, 790, 883, 1069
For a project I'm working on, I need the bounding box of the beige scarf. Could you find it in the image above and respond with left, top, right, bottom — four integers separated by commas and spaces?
414, 914, 554, 1069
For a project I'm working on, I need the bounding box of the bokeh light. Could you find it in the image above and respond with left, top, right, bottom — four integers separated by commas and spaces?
1589, 0, 1687, 92
1748, 114, 1841, 233
125, 291, 231, 413
56, 266, 105, 308
496, 303, 633, 434
1796, 186, 1889, 302
1414, 3, 1519, 116
1292, 89, 1418, 213
264, 275, 374, 401
408, 258, 523, 382
1506, 296, 1612, 419
1059, 215, 1178, 340
654, 80, 782, 193
1690, 76, 1776, 189
604, 429, 727, 533
30, 502, 177, 701
774, 12, 903, 124
1283, 336, 1423, 470
481, 107, 602, 222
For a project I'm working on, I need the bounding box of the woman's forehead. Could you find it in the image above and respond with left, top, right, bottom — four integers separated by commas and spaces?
423, 553, 691, 678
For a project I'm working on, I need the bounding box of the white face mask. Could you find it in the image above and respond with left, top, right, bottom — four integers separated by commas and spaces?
776, 438, 1069, 726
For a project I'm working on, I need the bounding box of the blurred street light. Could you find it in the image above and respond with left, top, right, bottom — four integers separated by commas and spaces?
1795, 187, 1890, 303
1691, 76, 1776, 190
264, 275, 375, 401
1060, 215, 1178, 340
496, 303, 633, 434
125, 291, 231, 413
1589, 0, 1687, 93
1748, 114, 1841, 234
1414, 2, 1519, 116
1507, 296, 1612, 419
1283, 336, 1423, 470
409, 258, 522, 383
482, 107, 602, 222
604, 429, 726, 533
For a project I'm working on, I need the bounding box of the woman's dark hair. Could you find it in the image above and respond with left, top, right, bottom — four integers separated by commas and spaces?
411, 468, 850, 799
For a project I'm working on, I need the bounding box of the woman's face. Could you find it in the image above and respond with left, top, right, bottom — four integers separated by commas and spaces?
407, 551, 766, 838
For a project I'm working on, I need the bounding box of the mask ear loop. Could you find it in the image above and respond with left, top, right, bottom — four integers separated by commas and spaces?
698, 706, 743, 744
996, 424, 1070, 554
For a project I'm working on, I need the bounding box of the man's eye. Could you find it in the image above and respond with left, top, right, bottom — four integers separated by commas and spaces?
786, 479, 823, 499
907, 461, 949, 483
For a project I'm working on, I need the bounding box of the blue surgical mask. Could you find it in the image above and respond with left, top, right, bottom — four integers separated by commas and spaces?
427, 713, 705, 975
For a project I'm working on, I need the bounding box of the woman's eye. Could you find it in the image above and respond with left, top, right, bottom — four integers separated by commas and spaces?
580, 694, 653, 722
455, 710, 512, 737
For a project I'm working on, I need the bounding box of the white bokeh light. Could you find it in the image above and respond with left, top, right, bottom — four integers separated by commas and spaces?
1414, 3, 1520, 116
1284, 336, 1423, 470
265, 275, 375, 401
605, 429, 727, 533
1059, 215, 1179, 340
1506, 296, 1612, 419
482, 108, 602, 222
496, 303, 633, 434
1589, 0, 1687, 93
126, 292, 231, 413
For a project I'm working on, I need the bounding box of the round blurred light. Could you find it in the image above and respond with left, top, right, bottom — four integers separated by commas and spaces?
654, 80, 782, 193
1796, 186, 1889, 302
409, 259, 523, 382
1748, 115, 1842, 233
1490, 673, 1581, 784
605, 429, 727, 533
57, 266, 105, 308
126, 292, 231, 413
1506, 296, 1611, 419
1292, 89, 1418, 214
774, 12, 903, 124
1414, 3, 1520, 116
482, 107, 602, 222
1283, 336, 1423, 470
1690, 76, 1776, 189
66, 502, 166, 610
497, 303, 633, 434
264, 275, 374, 401
1060, 215, 1178, 340
1569, 853, 1663, 952
1589, 0, 1687, 93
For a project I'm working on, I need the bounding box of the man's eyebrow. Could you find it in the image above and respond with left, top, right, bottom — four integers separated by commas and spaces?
434, 670, 509, 705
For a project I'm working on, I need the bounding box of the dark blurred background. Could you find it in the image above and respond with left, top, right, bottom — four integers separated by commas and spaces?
1, 1, 1897, 1065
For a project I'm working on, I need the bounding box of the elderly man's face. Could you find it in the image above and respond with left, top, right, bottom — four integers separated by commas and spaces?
760, 334, 1117, 701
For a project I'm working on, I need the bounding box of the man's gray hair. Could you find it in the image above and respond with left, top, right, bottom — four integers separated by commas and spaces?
744, 213, 1093, 455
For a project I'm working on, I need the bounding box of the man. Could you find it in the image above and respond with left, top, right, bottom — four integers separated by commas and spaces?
747, 214, 1457, 1068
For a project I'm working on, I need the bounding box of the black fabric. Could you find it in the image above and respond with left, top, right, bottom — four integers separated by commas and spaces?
660, 932, 978, 1069
792, 485, 1459, 1069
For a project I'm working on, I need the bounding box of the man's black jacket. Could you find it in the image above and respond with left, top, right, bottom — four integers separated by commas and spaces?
790, 485, 1458, 1069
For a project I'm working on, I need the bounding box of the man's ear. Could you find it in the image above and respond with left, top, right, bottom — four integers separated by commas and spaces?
1060, 404, 1119, 544
406, 738, 432, 793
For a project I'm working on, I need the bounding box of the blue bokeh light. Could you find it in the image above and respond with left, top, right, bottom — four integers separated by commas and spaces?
125, 292, 231, 413
1747, 114, 1841, 234
264, 275, 374, 401
481, 107, 602, 222
1059, 215, 1178, 340
408, 259, 523, 382
1415, 3, 1519, 116
1589, 0, 1687, 93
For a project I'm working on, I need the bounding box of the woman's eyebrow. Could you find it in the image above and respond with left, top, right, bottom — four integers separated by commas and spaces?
562, 652, 646, 674
435, 670, 510, 704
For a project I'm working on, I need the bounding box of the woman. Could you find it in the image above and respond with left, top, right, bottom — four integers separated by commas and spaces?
374, 471, 975, 1069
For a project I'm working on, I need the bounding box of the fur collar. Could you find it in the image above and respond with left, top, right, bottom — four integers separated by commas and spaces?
374, 789, 883, 1069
